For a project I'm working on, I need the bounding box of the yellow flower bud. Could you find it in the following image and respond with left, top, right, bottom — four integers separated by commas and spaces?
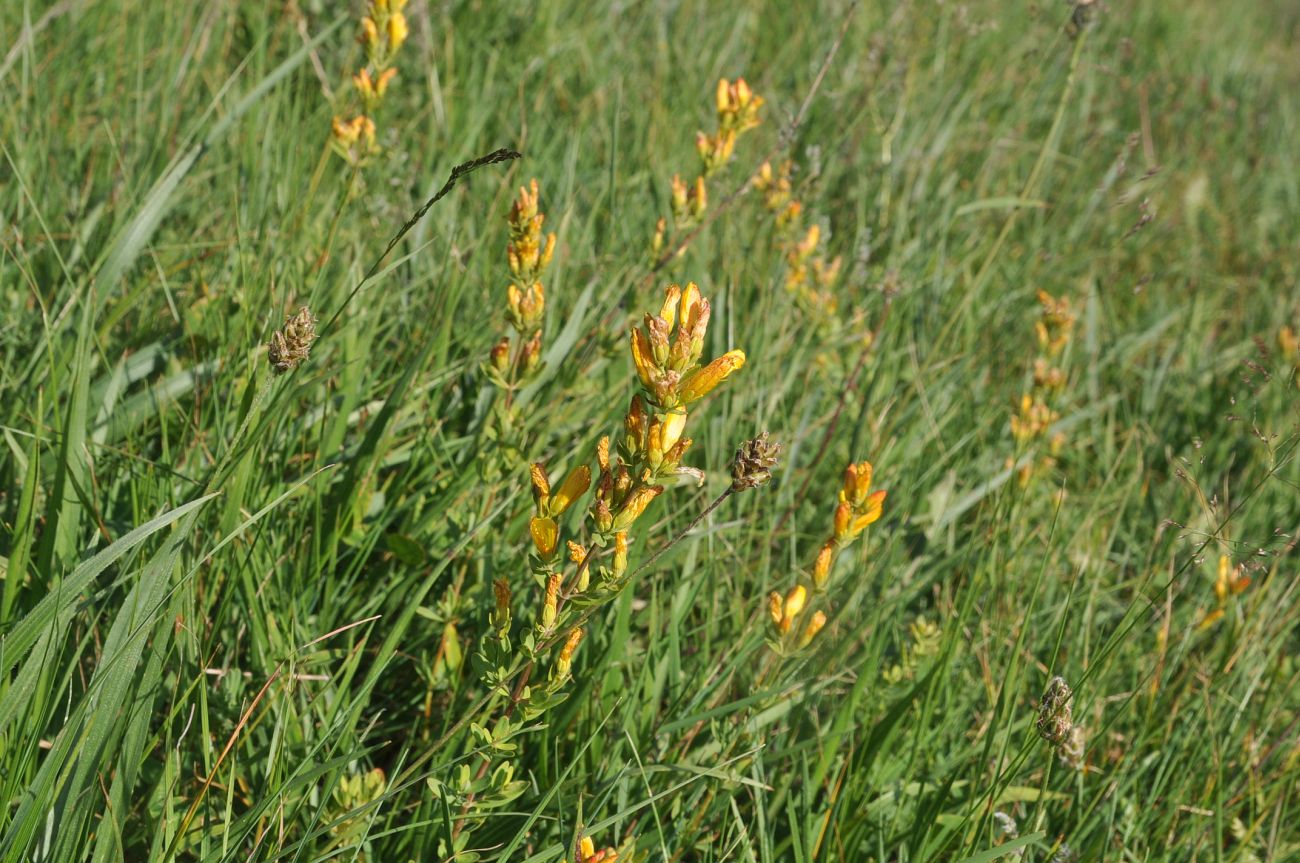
353, 68, 375, 101
529, 516, 558, 560
490, 337, 510, 373
559, 626, 584, 663
841, 462, 873, 505
783, 585, 807, 622
799, 610, 828, 647
690, 175, 707, 218
359, 17, 379, 52
624, 395, 648, 455
833, 500, 851, 541
679, 349, 745, 403
613, 531, 628, 575
567, 541, 587, 564
386, 12, 409, 51
630, 328, 657, 389
542, 573, 560, 628
812, 542, 834, 588
651, 217, 667, 254
660, 410, 687, 455
550, 465, 591, 515
376, 67, 397, 96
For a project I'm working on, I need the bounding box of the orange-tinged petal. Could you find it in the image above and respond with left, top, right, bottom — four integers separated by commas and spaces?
767, 591, 784, 627
849, 490, 887, 534
833, 501, 851, 539
630, 328, 656, 387
550, 465, 592, 515
800, 610, 828, 647
680, 349, 745, 403
613, 484, 663, 529
812, 542, 834, 588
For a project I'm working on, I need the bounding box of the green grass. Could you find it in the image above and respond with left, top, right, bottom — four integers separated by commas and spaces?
2, 0, 1298, 860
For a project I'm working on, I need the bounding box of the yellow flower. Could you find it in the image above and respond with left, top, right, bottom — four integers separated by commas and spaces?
542, 573, 560, 628
359, 17, 379, 52
799, 610, 828, 647
850, 490, 886, 534
549, 465, 592, 515
613, 484, 663, 529
670, 174, 689, 219
529, 516, 558, 559
783, 585, 807, 622
555, 627, 584, 678
679, 349, 745, 403
386, 12, 409, 51
812, 541, 834, 588
840, 461, 874, 506
630, 328, 657, 389
679, 282, 705, 335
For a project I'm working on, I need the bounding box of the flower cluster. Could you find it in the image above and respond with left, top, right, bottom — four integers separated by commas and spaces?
463, 284, 745, 853
754, 159, 843, 312
766, 460, 886, 651
1197, 554, 1251, 630
523, 285, 744, 648
488, 180, 557, 388
652, 78, 764, 256
1035, 675, 1086, 770
1009, 290, 1075, 482
330, 0, 410, 166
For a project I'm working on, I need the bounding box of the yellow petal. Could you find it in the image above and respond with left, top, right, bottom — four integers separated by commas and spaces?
679, 282, 704, 334
660, 410, 687, 453
550, 465, 591, 515
783, 585, 807, 621
660, 284, 681, 332
630, 328, 656, 388
613, 484, 663, 529
680, 349, 745, 403
529, 516, 558, 558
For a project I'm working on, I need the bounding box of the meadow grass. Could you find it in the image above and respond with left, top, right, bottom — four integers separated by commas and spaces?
1, 0, 1298, 860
